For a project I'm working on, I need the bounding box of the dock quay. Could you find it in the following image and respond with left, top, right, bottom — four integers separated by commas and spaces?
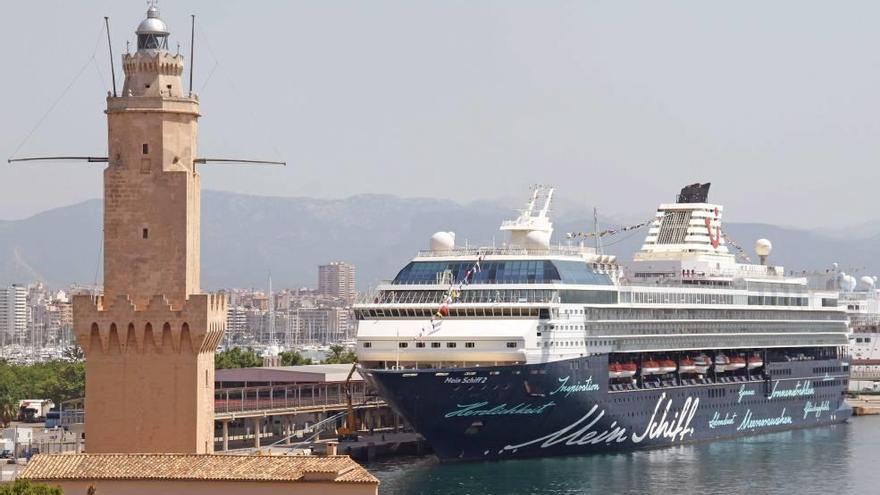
847, 395, 880, 416
233, 432, 430, 462
61, 364, 408, 453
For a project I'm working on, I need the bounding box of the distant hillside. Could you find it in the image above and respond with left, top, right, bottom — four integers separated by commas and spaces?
0, 190, 877, 290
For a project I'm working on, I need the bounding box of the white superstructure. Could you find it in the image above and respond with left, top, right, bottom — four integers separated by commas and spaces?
355, 184, 848, 371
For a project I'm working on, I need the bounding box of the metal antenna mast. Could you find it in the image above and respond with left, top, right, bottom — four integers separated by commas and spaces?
189, 14, 195, 96
104, 17, 117, 97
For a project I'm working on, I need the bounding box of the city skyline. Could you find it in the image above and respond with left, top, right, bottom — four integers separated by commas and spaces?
3, 1, 880, 229
0, 258, 359, 364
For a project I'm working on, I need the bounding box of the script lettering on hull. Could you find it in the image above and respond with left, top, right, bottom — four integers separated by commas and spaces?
500, 392, 698, 453
445, 401, 556, 418
550, 376, 600, 397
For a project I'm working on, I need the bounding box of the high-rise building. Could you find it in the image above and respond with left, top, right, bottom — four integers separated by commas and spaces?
0, 285, 27, 346
318, 262, 356, 304
72, 4, 226, 454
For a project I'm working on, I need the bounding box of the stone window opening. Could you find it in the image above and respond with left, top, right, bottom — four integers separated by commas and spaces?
142, 143, 149, 154
142, 228, 149, 239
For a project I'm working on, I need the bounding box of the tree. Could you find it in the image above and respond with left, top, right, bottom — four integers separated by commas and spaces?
279, 351, 312, 366
323, 344, 357, 364
0, 480, 63, 495
0, 397, 17, 427
214, 347, 262, 369
0, 360, 85, 408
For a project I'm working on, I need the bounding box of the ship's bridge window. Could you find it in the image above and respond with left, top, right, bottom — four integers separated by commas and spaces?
392, 260, 612, 285
447, 342, 457, 348
465, 342, 475, 348
431, 342, 441, 348
416, 342, 426, 348
398, 342, 408, 348
362, 342, 372, 348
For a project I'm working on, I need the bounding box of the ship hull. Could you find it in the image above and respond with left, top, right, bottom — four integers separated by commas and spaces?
363, 354, 851, 461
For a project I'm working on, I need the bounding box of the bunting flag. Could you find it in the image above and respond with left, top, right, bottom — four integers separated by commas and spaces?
422, 252, 486, 336
566, 213, 671, 240
720, 230, 752, 263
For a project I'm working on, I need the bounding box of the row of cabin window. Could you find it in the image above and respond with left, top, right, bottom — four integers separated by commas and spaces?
586, 307, 846, 322
357, 307, 541, 319
362, 341, 518, 349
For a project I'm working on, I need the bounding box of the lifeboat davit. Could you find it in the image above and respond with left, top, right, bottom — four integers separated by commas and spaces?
609, 362, 623, 379
678, 357, 697, 374
619, 362, 637, 379
714, 353, 730, 372
747, 354, 764, 370
728, 355, 747, 371
641, 359, 661, 375
659, 359, 677, 374
694, 355, 712, 374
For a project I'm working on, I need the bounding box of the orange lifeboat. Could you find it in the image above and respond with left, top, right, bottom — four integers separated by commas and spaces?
609, 362, 623, 379
728, 355, 746, 371
659, 359, 677, 374
619, 362, 637, 379
678, 357, 696, 374
641, 359, 661, 375
747, 354, 764, 370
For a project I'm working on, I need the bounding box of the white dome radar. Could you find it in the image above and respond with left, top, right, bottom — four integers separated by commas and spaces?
430, 231, 455, 252
860, 276, 876, 290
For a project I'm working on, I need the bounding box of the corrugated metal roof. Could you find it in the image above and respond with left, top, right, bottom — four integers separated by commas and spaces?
215, 364, 362, 384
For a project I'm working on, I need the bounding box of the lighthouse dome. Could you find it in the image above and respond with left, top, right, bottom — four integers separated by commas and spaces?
137, 5, 169, 35
136, 3, 170, 51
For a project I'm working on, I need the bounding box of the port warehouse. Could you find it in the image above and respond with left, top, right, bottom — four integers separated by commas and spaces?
56, 364, 400, 451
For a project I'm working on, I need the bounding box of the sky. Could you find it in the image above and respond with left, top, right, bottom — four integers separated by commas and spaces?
1, 1, 879, 229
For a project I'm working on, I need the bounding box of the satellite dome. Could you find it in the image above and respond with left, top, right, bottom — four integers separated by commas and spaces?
754, 239, 772, 257
430, 231, 455, 251
860, 276, 876, 289
843, 275, 858, 292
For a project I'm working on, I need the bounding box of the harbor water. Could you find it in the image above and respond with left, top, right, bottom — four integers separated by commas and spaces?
369, 416, 880, 495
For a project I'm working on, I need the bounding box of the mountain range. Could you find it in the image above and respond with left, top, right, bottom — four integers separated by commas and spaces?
0, 190, 877, 290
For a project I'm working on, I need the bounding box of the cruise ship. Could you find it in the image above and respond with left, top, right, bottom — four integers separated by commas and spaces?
815, 272, 880, 391
354, 184, 852, 461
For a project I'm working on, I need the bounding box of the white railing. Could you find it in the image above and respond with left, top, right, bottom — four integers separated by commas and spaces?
416, 245, 599, 258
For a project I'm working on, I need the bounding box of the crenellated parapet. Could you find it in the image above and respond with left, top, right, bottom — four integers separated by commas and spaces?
120, 51, 188, 98
122, 52, 184, 77
73, 293, 227, 357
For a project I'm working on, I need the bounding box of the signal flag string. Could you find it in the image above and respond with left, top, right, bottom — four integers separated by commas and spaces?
419, 252, 486, 338
720, 230, 752, 263
566, 213, 672, 240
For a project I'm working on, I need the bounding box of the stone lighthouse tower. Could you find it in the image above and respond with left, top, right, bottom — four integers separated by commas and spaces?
72, 3, 226, 454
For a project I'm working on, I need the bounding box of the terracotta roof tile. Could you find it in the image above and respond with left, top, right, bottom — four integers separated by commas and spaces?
20, 454, 378, 484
